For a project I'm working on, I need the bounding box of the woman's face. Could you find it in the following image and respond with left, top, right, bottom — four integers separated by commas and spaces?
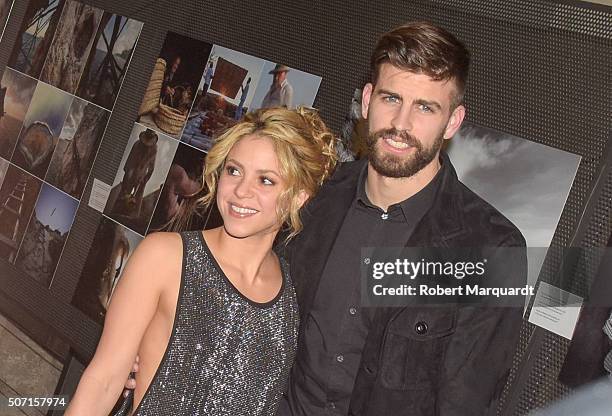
216, 134, 286, 239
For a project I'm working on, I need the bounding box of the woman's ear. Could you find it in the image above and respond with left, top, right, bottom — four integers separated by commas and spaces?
296, 190, 310, 209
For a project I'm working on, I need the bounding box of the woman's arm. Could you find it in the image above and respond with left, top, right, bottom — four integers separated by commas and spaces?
65, 232, 179, 416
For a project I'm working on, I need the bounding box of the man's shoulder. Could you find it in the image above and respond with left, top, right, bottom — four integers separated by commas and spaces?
452, 178, 525, 247
325, 159, 366, 185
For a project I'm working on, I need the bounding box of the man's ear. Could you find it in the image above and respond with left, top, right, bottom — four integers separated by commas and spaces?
444, 104, 466, 139
361, 83, 373, 120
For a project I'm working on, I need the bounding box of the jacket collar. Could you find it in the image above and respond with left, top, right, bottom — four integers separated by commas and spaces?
293, 152, 469, 314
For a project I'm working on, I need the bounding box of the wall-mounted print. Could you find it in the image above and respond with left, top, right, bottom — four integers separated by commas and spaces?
39, 0, 104, 95
180, 44, 266, 151
180, 45, 322, 152
0, 68, 38, 160
148, 142, 206, 233
75, 12, 143, 110
137, 32, 212, 139
0, 157, 8, 180
447, 122, 581, 288
0, 163, 42, 263
11, 82, 73, 179
15, 182, 78, 286
71, 215, 142, 325
104, 123, 179, 235
7, 0, 66, 79
249, 60, 321, 111
0, 0, 15, 42
45, 97, 109, 199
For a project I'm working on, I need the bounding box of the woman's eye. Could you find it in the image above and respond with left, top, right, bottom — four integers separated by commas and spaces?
261, 177, 274, 186
226, 166, 240, 176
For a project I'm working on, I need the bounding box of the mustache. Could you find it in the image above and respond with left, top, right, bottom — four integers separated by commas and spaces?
370, 128, 420, 147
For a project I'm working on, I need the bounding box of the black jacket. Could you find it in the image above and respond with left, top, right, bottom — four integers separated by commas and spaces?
285, 153, 526, 415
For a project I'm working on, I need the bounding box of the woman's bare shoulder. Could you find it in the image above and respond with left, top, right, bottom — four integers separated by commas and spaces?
128, 232, 183, 284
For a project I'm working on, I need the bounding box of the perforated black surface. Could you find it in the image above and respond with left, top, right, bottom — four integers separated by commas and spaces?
0, 1, 610, 414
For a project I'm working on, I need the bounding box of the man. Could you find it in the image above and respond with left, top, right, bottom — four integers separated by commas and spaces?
113, 129, 158, 217
278, 21, 525, 415
202, 60, 214, 97
235, 77, 251, 120
160, 55, 181, 107
261, 64, 294, 108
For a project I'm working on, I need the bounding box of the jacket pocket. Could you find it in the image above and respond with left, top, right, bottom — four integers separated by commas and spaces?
380, 308, 456, 390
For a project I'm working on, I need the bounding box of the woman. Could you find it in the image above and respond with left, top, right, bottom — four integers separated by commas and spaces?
66, 107, 337, 415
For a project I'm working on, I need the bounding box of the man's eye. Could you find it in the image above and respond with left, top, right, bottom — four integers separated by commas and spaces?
384, 95, 400, 103
419, 104, 433, 113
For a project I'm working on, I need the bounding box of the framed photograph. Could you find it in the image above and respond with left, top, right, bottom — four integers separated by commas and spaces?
0, 0, 15, 42
71, 215, 143, 325
7, 0, 66, 78
11, 82, 74, 179
39, 0, 104, 95
0, 68, 38, 160
14, 182, 78, 286
104, 123, 179, 235
136, 32, 213, 139
75, 12, 143, 110
45, 97, 110, 199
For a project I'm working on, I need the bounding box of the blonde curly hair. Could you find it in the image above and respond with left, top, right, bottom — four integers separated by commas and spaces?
173, 106, 337, 240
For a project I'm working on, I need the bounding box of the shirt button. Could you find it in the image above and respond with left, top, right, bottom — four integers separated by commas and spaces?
415, 321, 428, 335
349, 307, 357, 315
381, 212, 389, 220
336, 354, 344, 363
328, 402, 336, 409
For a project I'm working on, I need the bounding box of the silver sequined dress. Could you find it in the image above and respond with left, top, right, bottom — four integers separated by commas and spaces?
132, 231, 299, 415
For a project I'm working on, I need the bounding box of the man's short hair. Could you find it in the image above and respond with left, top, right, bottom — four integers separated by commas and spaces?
370, 21, 470, 108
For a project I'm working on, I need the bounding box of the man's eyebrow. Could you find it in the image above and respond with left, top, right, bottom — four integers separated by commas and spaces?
415, 98, 442, 111
375, 88, 400, 98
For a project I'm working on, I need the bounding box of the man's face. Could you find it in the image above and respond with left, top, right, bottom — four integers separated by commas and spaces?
361, 63, 465, 178
273, 71, 287, 85
171, 57, 181, 73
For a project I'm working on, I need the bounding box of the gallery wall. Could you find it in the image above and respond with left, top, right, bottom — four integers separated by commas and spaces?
0, 0, 611, 415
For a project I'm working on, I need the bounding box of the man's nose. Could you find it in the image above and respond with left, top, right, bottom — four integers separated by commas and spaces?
390, 105, 413, 132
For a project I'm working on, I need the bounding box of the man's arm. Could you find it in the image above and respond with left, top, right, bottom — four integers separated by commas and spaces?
437, 236, 527, 415
281, 84, 294, 108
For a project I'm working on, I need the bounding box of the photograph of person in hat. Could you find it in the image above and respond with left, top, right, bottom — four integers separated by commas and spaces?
261, 64, 294, 109
104, 123, 179, 235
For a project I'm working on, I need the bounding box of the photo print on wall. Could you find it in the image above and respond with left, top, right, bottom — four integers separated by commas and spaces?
7, 0, 66, 79
137, 33, 322, 152
0, 0, 142, 290
0, 0, 15, 42
104, 123, 179, 236
136, 32, 213, 139
0, 68, 38, 160
71, 215, 143, 325
14, 182, 78, 286
180, 44, 322, 152
0, 161, 42, 264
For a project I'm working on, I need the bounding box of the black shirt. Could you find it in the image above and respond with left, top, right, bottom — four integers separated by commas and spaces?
284, 160, 444, 415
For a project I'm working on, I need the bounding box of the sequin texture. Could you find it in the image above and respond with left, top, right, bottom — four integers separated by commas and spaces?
132, 231, 299, 415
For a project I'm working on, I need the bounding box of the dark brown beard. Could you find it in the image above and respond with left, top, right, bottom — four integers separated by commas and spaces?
366, 127, 444, 178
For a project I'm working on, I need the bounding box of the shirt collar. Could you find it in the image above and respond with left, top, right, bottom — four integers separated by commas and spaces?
355, 156, 445, 222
